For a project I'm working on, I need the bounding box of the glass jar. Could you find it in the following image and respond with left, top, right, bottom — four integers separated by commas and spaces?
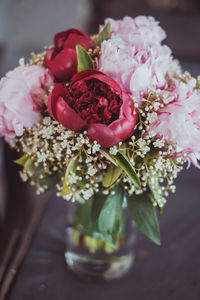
65, 196, 137, 280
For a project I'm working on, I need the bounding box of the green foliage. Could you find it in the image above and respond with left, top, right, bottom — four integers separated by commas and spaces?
61, 156, 78, 196
15, 154, 61, 192
74, 193, 105, 240
101, 150, 141, 189
74, 184, 125, 248
72, 229, 120, 254
98, 184, 125, 247
76, 45, 94, 72
93, 21, 111, 46
24, 158, 37, 174
100, 149, 118, 166
102, 164, 122, 188
14, 154, 28, 166
15, 155, 38, 175
128, 191, 160, 245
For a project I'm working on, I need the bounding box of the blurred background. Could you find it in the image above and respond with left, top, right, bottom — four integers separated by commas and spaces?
0, 0, 200, 295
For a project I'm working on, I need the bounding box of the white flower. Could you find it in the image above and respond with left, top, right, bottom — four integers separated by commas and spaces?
88, 167, 97, 176
109, 146, 118, 155
137, 139, 146, 149
68, 172, 79, 184
92, 143, 101, 153
148, 112, 157, 124
82, 188, 94, 200
153, 138, 165, 148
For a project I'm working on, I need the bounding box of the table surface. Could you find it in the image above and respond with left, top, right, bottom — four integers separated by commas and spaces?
7, 165, 200, 300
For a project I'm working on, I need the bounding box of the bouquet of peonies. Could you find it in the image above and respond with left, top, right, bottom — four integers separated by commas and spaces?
1, 16, 200, 249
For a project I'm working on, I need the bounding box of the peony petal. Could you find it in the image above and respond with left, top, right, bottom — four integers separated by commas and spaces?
55, 96, 86, 131
71, 70, 122, 95
44, 46, 57, 68
54, 28, 93, 49
130, 65, 152, 91
64, 35, 94, 50
87, 92, 137, 148
87, 123, 120, 148
49, 48, 77, 81
48, 84, 67, 119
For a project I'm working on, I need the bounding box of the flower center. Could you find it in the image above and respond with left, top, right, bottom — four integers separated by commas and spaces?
65, 79, 122, 125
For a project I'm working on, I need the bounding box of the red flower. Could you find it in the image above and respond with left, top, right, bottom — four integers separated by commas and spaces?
44, 29, 94, 81
48, 70, 138, 148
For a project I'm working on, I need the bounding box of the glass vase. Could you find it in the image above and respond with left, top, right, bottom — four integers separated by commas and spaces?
65, 196, 137, 280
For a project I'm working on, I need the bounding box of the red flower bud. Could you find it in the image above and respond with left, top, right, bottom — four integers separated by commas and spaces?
44, 29, 94, 81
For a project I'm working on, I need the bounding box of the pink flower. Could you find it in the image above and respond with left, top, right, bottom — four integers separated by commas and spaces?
98, 16, 179, 104
149, 78, 200, 166
0, 59, 53, 145
102, 16, 167, 45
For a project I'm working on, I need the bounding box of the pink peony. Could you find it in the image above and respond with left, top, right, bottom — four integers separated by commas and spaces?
0, 59, 53, 145
149, 78, 200, 166
98, 16, 179, 104
101, 16, 167, 45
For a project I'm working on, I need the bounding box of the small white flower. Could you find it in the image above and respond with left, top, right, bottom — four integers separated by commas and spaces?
19, 171, 28, 182
149, 130, 156, 138
109, 146, 118, 155
153, 138, 165, 148
153, 102, 160, 111
68, 172, 79, 184
82, 188, 94, 200
137, 139, 146, 149
88, 167, 97, 176
155, 158, 163, 170
148, 112, 157, 124
92, 143, 101, 153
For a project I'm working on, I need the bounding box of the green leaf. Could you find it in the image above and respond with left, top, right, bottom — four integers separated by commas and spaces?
61, 156, 78, 196
100, 149, 118, 166
24, 158, 37, 174
128, 191, 160, 245
74, 194, 106, 240
60, 157, 78, 196
14, 154, 28, 166
102, 164, 122, 188
115, 152, 141, 188
76, 45, 94, 72
93, 21, 111, 46
101, 150, 141, 189
61, 180, 72, 196
98, 184, 124, 246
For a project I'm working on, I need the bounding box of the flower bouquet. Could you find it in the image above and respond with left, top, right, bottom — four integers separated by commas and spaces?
1, 16, 200, 279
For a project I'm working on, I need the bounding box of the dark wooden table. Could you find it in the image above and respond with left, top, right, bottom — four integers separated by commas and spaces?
6, 165, 200, 300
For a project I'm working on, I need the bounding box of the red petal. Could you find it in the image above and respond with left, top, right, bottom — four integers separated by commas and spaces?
49, 48, 77, 81
71, 70, 122, 95
119, 92, 138, 121
44, 46, 57, 68
54, 28, 92, 49
48, 84, 66, 119
64, 35, 94, 50
55, 97, 86, 131
87, 124, 120, 148
87, 93, 137, 148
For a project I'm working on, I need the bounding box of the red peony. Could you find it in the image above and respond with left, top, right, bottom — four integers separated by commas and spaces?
44, 29, 94, 81
48, 70, 138, 148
